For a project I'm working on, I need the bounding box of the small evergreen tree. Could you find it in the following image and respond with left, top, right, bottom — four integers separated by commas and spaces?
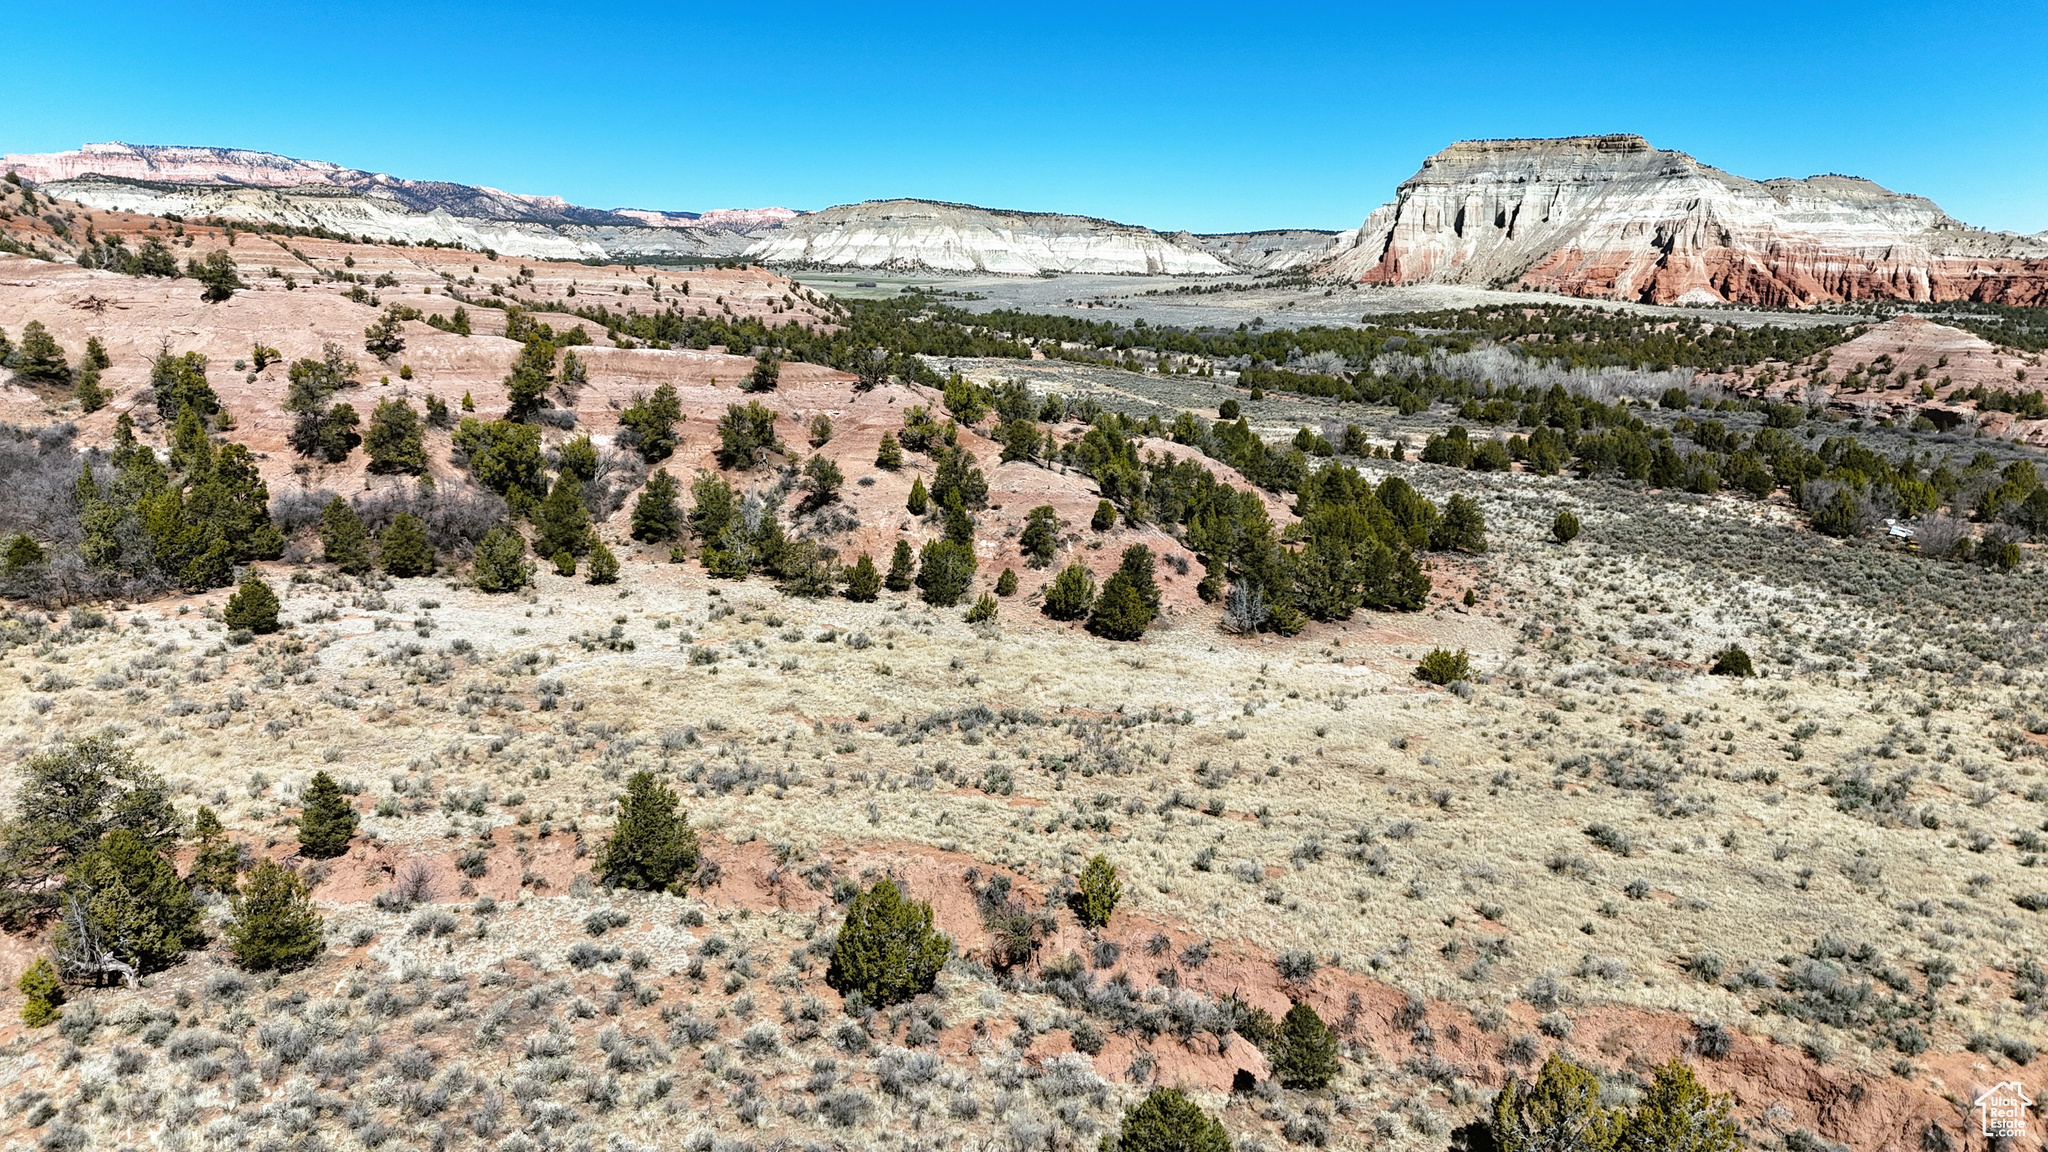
1020, 505, 1059, 566
224, 858, 323, 972
189, 250, 245, 302
586, 540, 619, 585
1430, 494, 1488, 553
320, 498, 372, 574
1273, 1001, 1340, 1089
915, 539, 975, 607
17, 957, 60, 1026
504, 337, 556, 423
1552, 509, 1581, 545
363, 305, 408, 361
424, 393, 452, 428
533, 474, 591, 559
12, 320, 70, 386
1087, 545, 1160, 640
58, 830, 204, 979
1709, 646, 1753, 677
809, 414, 833, 447
906, 475, 929, 516
1042, 562, 1096, 621
223, 575, 280, 633
553, 549, 577, 576
1812, 487, 1866, 538
618, 383, 682, 462
1613, 1060, 1742, 1152
714, 400, 780, 469
2, 533, 43, 573
1416, 648, 1471, 685
75, 363, 110, 412
995, 568, 1018, 596
844, 554, 881, 601
798, 454, 844, 512
1105, 1089, 1229, 1152
1494, 1054, 1621, 1152
1072, 854, 1120, 928
875, 430, 903, 470
0, 736, 179, 928
743, 351, 781, 392
296, 771, 357, 859
631, 469, 682, 542
364, 398, 426, 474
826, 879, 951, 1007
378, 513, 435, 576
595, 772, 700, 894
1090, 499, 1116, 532
186, 806, 239, 894
884, 540, 916, 592
964, 592, 998, 623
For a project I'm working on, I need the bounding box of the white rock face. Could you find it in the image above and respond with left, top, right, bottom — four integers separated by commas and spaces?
744, 200, 1235, 276
1185, 230, 1345, 272
1321, 135, 2048, 305
4, 143, 776, 262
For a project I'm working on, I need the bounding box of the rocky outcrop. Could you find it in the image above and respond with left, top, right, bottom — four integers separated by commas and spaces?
1185, 229, 1347, 272
1322, 135, 2048, 306
2, 143, 786, 262
742, 199, 1235, 276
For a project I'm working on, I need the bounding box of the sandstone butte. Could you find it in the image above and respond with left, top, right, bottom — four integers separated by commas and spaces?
1320, 134, 2048, 308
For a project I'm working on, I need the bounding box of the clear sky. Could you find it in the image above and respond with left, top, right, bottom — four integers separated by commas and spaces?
8, 1, 2046, 235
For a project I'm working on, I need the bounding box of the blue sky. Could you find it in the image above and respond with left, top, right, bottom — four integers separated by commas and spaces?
8, 1, 2045, 234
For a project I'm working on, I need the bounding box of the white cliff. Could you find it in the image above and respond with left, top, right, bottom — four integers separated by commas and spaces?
743, 200, 1235, 276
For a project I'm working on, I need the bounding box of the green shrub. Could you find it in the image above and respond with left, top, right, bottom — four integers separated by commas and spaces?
533, 476, 591, 559
553, 549, 577, 576
1105, 1088, 1229, 1152
1552, 509, 1581, 545
222, 576, 280, 633
296, 771, 357, 859
844, 554, 881, 601
907, 475, 929, 516
17, 958, 60, 1026
875, 431, 903, 470
1091, 499, 1116, 532
1072, 854, 1120, 929
1273, 1001, 1339, 1089
1709, 646, 1753, 677
632, 469, 682, 542
1042, 561, 1096, 621
473, 527, 532, 592
915, 539, 975, 607
618, 383, 681, 462
826, 879, 951, 1007
884, 540, 915, 591
586, 541, 620, 585
595, 772, 700, 894
225, 858, 324, 972
964, 593, 998, 624
995, 568, 1018, 596
1613, 1060, 1743, 1151
364, 398, 426, 474
1416, 647, 1470, 685
378, 513, 435, 576
0, 736, 178, 928
1430, 494, 1487, 553
187, 806, 239, 894
58, 830, 204, 978
1020, 505, 1059, 566
715, 401, 780, 469
1087, 545, 1159, 640
320, 497, 372, 574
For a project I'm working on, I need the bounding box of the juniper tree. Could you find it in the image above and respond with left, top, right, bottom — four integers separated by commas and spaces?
11, 321, 69, 386
225, 858, 323, 972
533, 474, 591, 559
320, 497, 372, 574
1430, 493, 1487, 553
884, 540, 915, 592
875, 431, 903, 470
296, 772, 357, 859
57, 830, 204, 981
826, 879, 951, 1007
1553, 509, 1581, 544
223, 575, 280, 633
472, 527, 532, 592
189, 250, 245, 302
1087, 545, 1159, 640
378, 513, 435, 577
1105, 1089, 1229, 1152
595, 772, 700, 894
586, 540, 619, 584
1273, 1001, 1339, 1089
1020, 505, 1059, 566
186, 806, 239, 894
504, 336, 556, 423
1042, 561, 1096, 621
618, 383, 681, 462
0, 736, 179, 928
1493, 1054, 1622, 1152
1073, 854, 1120, 928
1612, 1061, 1742, 1152
844, 554, 881, 601
632, 469, 682, 542
995, 568, 1018, 596
915, 539, 975, 607
17, 957, 60, 1026
364, 398, 426, 474
906, 475, 929, 516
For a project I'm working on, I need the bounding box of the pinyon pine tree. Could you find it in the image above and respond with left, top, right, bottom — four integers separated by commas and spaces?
1105, 1088, 1230, 1152
827, 878, 951, 1007
1273, 1001, 1339, 1089
223, 575, 280, 633
225, 858, 324, 972
296, 771, 357, 859
595, 772, 700, 893
1072, 854, 1120, 928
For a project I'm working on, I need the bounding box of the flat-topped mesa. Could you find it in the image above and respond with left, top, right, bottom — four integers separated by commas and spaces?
740, 198, 1237, 276
1320, 135, 2048, 306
